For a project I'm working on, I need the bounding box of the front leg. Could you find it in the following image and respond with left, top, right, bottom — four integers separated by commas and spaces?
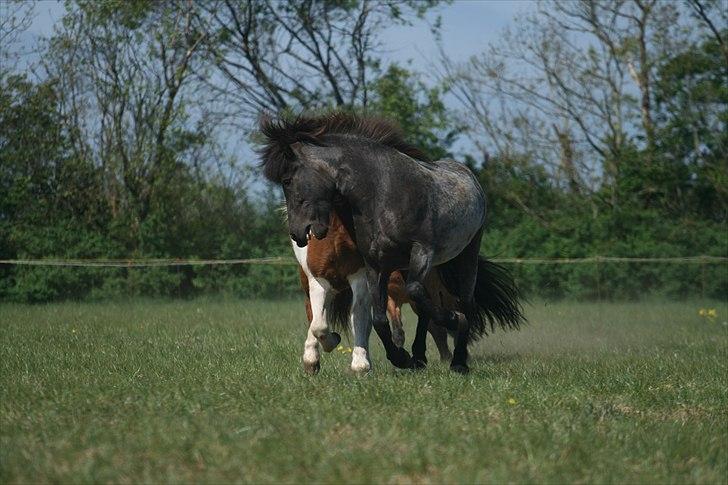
302, 324, 321, 375
308, 277, 342, 353
348, 269, 372, 373
365, 265, 411, 369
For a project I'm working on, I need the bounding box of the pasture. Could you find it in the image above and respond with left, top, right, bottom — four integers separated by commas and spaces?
1, 299, 726, 483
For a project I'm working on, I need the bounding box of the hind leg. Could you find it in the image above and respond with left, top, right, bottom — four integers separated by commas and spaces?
446, 230, 483, 374
387, 297, 406, 348
405, 244, 460, 369
428, 323, 452, 362
366, 266, 411, 369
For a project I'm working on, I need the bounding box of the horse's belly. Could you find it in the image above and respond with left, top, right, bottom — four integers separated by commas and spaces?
432, 212, 483, 265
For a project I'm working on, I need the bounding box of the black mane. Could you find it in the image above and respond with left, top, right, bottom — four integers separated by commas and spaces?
258, 111, 431, 183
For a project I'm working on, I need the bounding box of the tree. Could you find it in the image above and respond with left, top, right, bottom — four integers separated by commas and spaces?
653, 31, 728, 220
0, 1, 34, 77
369, 64, 458, 160
442, 0, 719, 207
43, 0, 210, 251
194, 0, 442, 122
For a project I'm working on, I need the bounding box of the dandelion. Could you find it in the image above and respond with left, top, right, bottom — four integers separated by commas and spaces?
507, 398, 517, 405
699, 308, 718, 322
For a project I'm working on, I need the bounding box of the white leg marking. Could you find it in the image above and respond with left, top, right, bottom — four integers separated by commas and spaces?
302, 325, 321, 374
348, 269, 372, 373
292, 240, 338, 353
293, 242, 321, 373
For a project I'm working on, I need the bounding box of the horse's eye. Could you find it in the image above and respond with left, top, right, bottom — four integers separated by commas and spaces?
281, 177, 292, 187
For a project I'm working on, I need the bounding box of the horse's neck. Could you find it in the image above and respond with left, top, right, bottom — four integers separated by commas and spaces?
331, 158, 378, 215
332, 195, 357, 240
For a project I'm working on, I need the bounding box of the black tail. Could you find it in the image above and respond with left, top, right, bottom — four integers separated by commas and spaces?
325, 287, 353, 333
439, 256, 525, 341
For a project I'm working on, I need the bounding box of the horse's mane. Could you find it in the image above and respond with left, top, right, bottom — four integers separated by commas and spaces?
259, 111, 431, 183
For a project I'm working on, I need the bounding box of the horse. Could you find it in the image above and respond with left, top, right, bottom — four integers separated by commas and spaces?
293, 207, 452, 374
261, 112, 524, 373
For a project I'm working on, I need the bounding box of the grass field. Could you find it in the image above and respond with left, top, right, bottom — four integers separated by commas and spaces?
1, 298, 727, 483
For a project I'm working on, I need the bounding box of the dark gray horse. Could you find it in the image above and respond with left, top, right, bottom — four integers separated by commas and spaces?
260, 112, 523, 373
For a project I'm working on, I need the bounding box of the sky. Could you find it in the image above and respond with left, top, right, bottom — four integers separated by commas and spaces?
381, 0, 532, 70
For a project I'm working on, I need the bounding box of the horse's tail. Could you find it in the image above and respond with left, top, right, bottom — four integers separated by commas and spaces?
440, 256, 525, 341
326, 287, 353, 333
469, 256, 525, 340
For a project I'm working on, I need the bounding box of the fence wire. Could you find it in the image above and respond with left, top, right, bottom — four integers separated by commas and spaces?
0, 256, 726, 267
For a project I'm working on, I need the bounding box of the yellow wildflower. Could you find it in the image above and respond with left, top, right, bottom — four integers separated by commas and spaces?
707, 309, 717, 318
507, 398, 517, 405
698, 309, 706, 316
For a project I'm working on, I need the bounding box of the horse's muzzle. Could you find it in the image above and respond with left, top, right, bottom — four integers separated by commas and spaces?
311, 222, 328, 240
290, 232, 308, 247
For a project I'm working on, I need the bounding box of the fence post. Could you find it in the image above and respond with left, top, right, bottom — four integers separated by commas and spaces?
596, 256, 602, 301
701, 255, 706, 299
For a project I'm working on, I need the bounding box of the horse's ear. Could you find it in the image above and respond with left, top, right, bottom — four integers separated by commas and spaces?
295, 132, 327, 146
290, 141, 338, 178
290, 142, 306, 159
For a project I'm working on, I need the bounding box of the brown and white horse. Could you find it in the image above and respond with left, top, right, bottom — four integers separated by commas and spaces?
293, 209, 453, 374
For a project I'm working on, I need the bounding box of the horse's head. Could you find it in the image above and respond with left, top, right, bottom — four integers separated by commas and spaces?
281, 142, 337, 248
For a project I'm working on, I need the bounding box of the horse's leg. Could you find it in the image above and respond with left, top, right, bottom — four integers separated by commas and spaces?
348, 269, 373, 373
307, 277, 342, 353
303, 323, 322, 375
365, 265, 411, 369
428, 323, 452, 362
411, 298, 451, 362
387, 297, 406, 348
404, 243, 437, 369
405, 244, 462, 368
446, 230, 483, 374
299, 269, 321, 375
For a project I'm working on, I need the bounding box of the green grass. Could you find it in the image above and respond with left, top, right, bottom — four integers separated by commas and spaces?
1, 299, 727, 483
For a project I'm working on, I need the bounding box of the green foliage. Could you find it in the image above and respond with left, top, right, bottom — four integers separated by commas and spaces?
0, 73, 299, 302
1, 3, 726, 303
370, 64, 460, 160
652, 31, 728, 220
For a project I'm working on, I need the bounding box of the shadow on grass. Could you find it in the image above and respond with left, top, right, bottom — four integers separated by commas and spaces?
470, 352, 524, 366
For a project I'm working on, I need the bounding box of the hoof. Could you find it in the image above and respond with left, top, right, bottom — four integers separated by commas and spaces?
319, 332, 341, 352
303, 360, 321, 375
392, 327, 405, 348
410, 356, 427, 370
350, 348, 371, 374
388, 347, 411, 369
350, 360, 371, 374
450, 363, 469, 374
